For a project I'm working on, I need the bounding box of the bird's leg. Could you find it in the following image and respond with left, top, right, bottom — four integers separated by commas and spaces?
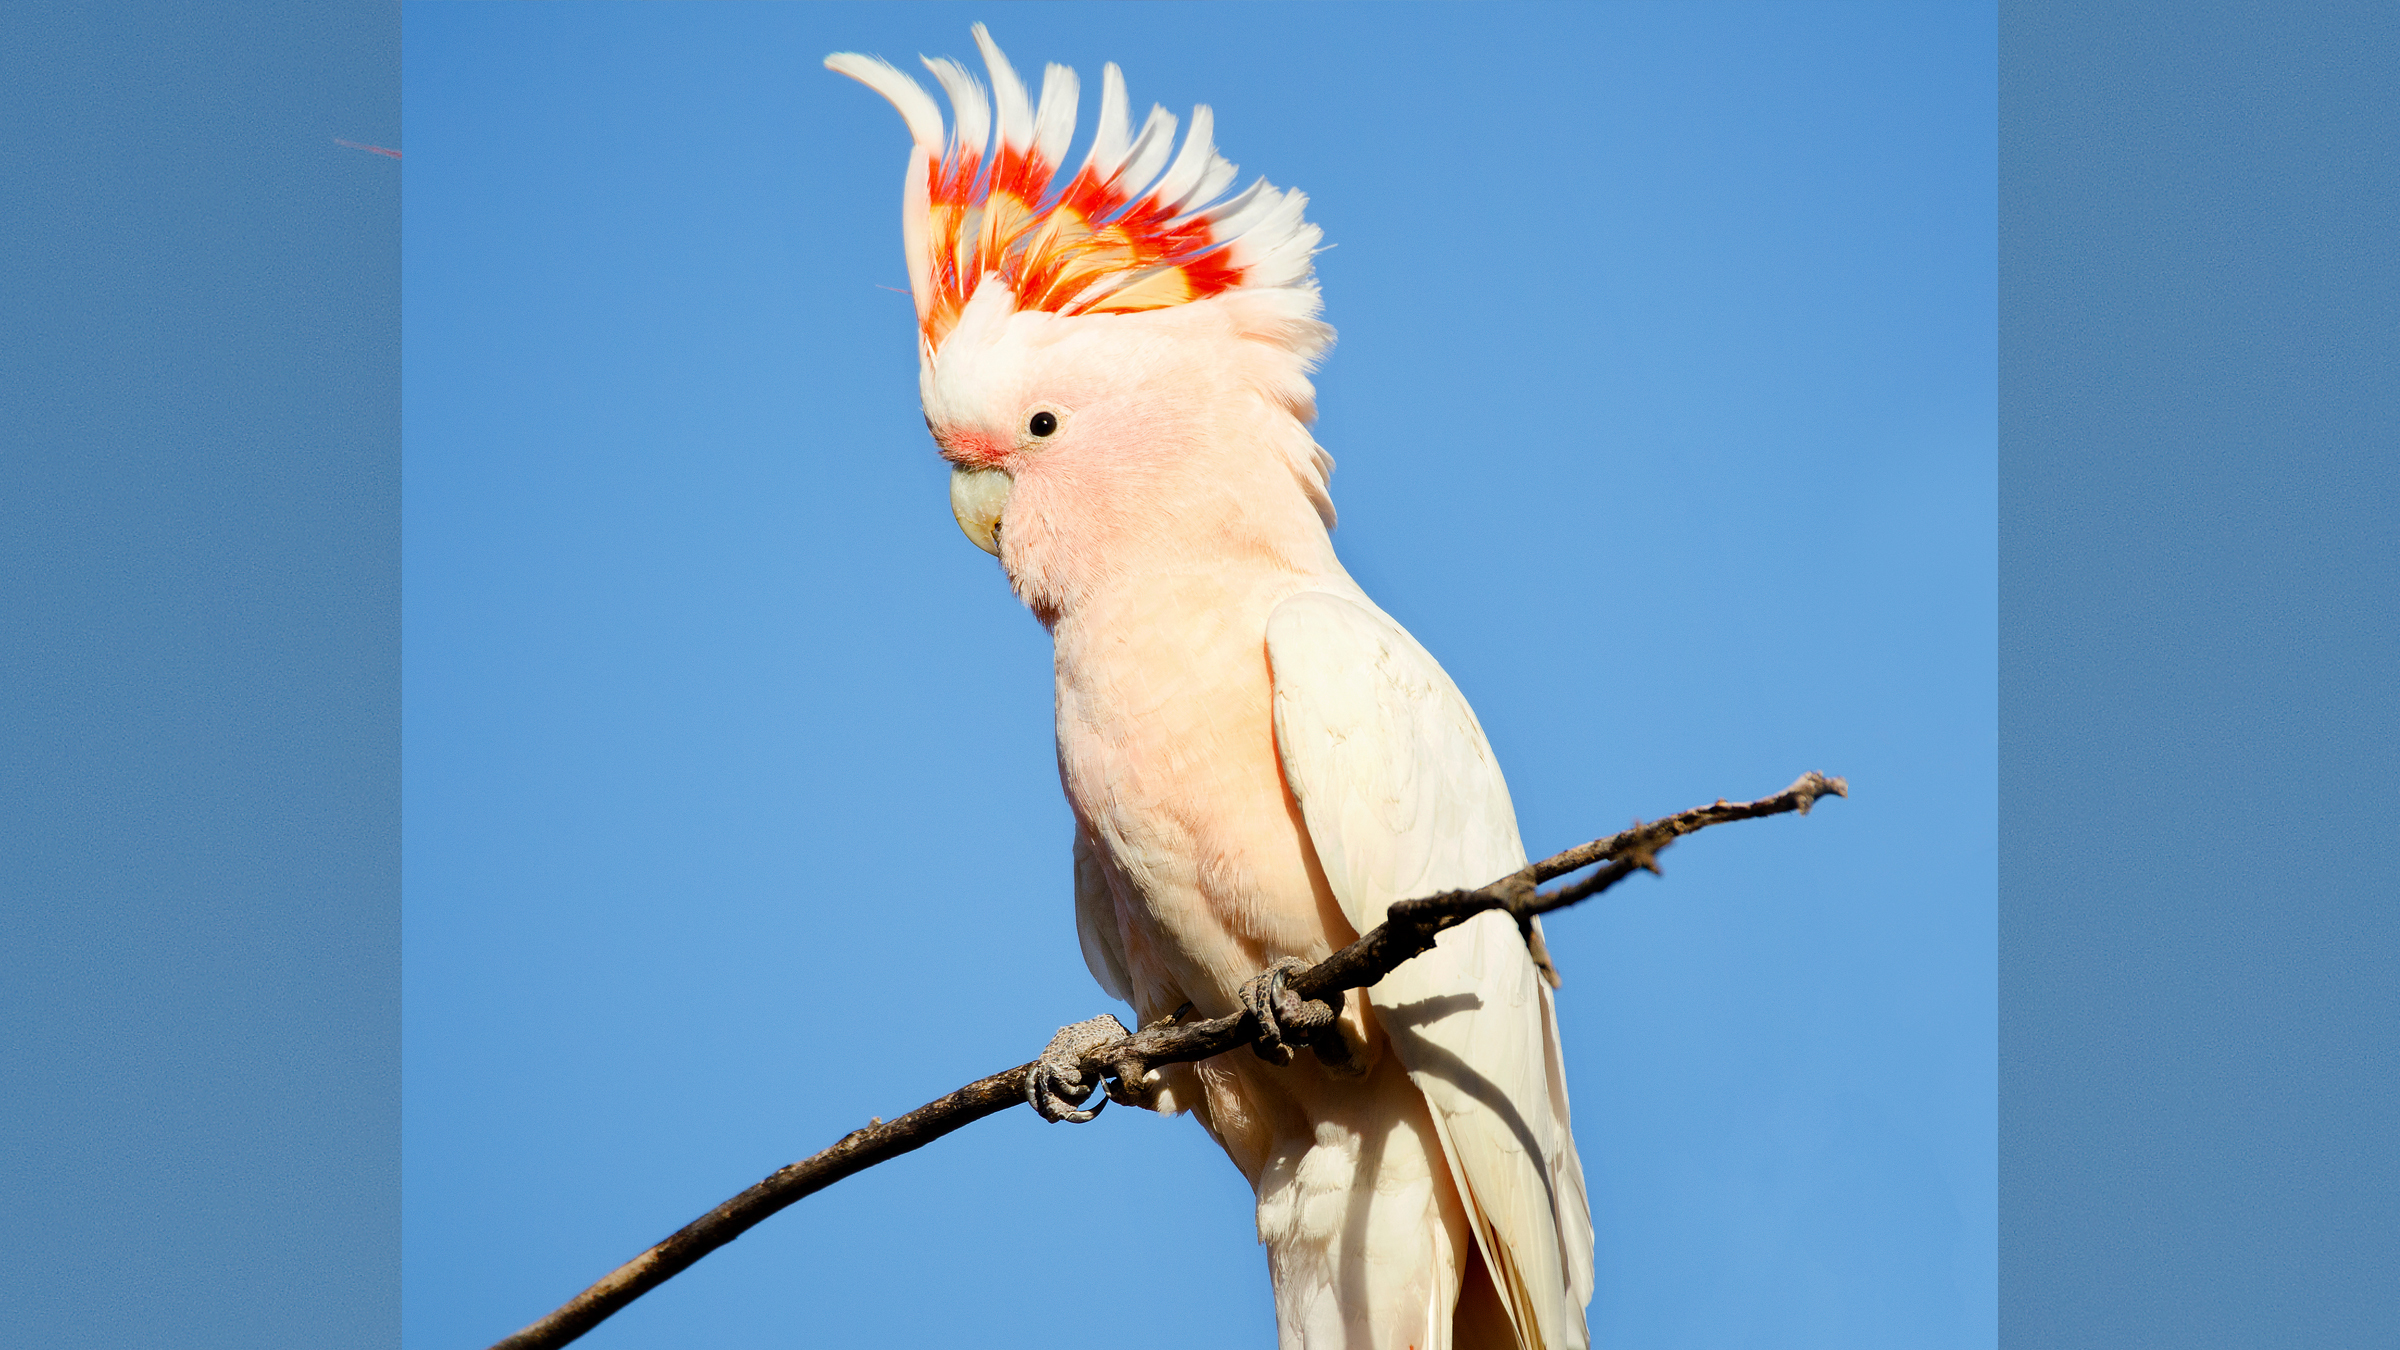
1239, 957, 1348, 1069
1025, 1014, 1130, 1124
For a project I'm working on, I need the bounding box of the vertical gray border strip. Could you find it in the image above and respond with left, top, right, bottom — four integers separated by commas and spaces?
0, 2, 400, 1345
2004, 2, 2398, 1345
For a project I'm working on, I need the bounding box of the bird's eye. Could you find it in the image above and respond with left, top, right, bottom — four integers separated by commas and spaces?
1028, 411, 1058, 438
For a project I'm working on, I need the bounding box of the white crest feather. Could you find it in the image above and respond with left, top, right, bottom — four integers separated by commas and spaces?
1114, 105, 1179, 203
1032, 64, 1080, 188
919, 56, 989, 163
971, 23, 1033, 155
1080, 64, 1134, 184
823, 52, 944, 154
829, 29, 1324, 351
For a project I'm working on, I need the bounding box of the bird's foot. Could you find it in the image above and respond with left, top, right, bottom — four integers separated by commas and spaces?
1240, 958, 1346, 1068
1025, 1014, 1131, 1123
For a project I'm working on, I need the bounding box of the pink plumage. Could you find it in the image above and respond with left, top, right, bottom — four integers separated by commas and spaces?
830, 28, 1593, 1350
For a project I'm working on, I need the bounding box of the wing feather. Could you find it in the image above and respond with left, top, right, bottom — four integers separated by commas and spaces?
1267, 590, 1592, 1349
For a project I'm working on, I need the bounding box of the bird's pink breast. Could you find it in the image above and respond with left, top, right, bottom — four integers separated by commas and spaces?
1051, 569, 1352, 1020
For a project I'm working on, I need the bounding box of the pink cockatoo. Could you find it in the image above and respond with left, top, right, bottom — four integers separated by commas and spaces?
829, 28, 1593, 1350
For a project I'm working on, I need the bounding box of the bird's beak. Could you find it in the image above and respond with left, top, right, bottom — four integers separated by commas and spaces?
949, 466, 1013, 557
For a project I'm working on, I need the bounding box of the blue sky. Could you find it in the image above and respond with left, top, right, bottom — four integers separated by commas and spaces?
403, 5, 1994, 1347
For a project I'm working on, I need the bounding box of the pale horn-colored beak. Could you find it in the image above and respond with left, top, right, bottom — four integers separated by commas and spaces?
949, 466, 1013, 556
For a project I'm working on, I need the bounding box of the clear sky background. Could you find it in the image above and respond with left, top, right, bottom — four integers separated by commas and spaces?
404, 5, 1993, 1347
17, 6, 2396, 1350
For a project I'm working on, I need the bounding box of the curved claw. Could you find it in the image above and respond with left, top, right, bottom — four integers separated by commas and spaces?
1026, 1014, 1131, 1124
1239, 958, 1342, 1067
1029, 1067, 1105, 1123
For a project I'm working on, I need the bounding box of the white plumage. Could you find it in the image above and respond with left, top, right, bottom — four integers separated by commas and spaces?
1269, 593, 1594, 1346
831, 28, 1593, 1348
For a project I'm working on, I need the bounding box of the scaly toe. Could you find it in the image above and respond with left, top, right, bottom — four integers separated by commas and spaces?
1026, 1014, 1130, 1124
1241, 958, 1325, 1065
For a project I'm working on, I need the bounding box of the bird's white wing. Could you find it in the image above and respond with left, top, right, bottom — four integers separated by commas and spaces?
1267, 590, 1593, 1350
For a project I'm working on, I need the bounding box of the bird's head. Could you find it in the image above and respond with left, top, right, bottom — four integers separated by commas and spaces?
829, 27, 1338, 621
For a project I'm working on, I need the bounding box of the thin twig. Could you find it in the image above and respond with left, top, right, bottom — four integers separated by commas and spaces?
487, 1069, 1033, 1350
1084, 771, 1849, 1082
486, 771, 1845, 1350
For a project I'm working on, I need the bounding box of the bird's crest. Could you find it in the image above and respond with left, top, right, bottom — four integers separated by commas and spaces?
827, 26, 1320, 356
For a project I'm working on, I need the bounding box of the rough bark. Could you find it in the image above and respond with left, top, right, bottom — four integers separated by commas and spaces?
487, 772, 1845, 1350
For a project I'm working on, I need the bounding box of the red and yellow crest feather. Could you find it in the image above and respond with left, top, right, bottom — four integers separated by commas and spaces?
829, 26, 1320, 354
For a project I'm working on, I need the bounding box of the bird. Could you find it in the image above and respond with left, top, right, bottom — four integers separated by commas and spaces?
828, 27, 1593, 1350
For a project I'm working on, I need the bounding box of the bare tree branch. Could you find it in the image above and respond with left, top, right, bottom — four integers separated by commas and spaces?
486, 1067, 1032, 1350
485, 772, 1845, 1350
